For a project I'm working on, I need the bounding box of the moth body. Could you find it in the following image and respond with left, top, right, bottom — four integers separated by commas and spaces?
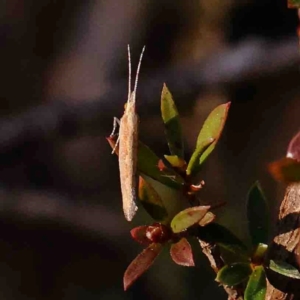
119, 94, 139, 221
118, 46, 145, 221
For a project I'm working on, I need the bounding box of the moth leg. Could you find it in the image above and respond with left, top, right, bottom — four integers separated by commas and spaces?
110, 117, 121, 154
110, 117, 120, 136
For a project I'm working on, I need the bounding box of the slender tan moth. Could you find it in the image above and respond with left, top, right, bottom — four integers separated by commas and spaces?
111, 45, 145, 221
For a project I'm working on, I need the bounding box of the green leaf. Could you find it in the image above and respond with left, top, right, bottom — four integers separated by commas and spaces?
198, 223, 249, 264
218, 243, 250, 265
186, 138, 215, 176
252, 243, 268, 265
269, 157, 300, 183
186, 102, 230, 176
198, 223, 247, 250
198, 211, 216, 226
247, 182, 269, 246
216, 263, 252, 286
138, 176, 168, 221
106, 136, 185, 189
137, 142, 185, 189
124, 243, 163, 291
164, 155, 186, 169
170, 238, 195, 267
269, 260, 300, 279
171, 206, 211, 233
244, 266, 266, 300
196, 102, 230, 162
161, 84, 184, 158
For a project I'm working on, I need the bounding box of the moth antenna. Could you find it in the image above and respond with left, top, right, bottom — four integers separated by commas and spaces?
132, 45, 146, 103
127, 44, 132, 102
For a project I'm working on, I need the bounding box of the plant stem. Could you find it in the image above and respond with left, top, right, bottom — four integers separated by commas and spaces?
198, 239, 244, 300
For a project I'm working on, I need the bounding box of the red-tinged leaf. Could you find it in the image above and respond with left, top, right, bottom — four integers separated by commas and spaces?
170, 238, 195, 267
157, 159, 167, 171
287, 130, 300, 161
171, 206, 211, 233
268, 157, 300, 183
145, 223, 172, 243
138, 176, 168, 221
244, 266, 266, 300
161, 84, 184, 158
124, 243, 163, 291
189, 181, 205, 194
199, 212, 216, 226
130, 226, 151, 245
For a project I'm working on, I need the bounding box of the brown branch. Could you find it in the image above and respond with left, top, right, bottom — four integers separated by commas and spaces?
266, 182, 300, 299
198, 240, 243, 300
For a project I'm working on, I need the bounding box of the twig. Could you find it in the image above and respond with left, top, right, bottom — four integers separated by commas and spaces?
198, 240, 243, 300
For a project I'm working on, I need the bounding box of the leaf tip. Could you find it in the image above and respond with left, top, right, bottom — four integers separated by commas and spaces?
123, 274, 132, 291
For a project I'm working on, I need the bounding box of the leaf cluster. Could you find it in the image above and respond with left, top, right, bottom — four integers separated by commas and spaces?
107, 84, 300, 299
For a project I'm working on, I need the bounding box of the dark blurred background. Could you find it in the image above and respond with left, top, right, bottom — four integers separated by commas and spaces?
0, 0, 299, 299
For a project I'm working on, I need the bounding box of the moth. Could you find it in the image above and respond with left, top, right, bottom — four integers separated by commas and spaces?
111, 45, 145, 221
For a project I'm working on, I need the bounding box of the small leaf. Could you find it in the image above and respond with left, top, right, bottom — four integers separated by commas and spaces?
106, 136, 185, 189
137, 142, 185, 189
186, 138, 215, 176
269, 157, 300, 183
287, 130, 300, 161
269, 260, 300, 279
138, 176, 168, 221
288, 0, 300, 8
198, 223, 247, 251
216, 263, 252, 286
196, 102, 230, 162
124, 243, 163, 291
170, 238, 195, 267
161, 84, 184, 158
171, 206, 211, 233
130, 226, 151, 245
244, 266, 266, 300
144, 223, 172, 243
199, 211, 216, 226
247, 182, 269, 246
218, 243, 250, 265
252, 243, 268, 265
164, 155, 186, 169
199, 223, 249, 263
186, 102, 230, 176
